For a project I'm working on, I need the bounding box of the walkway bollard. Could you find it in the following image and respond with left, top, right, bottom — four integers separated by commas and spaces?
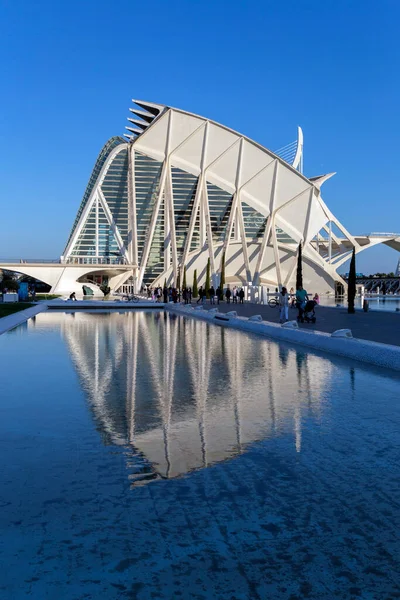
363, 299, 369, 312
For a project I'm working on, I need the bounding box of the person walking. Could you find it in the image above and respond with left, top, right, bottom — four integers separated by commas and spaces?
239, 288, 245, 304
209, 285, 215, 304
279, 286, 289, 323
225, 287, 231, 304
232, 286, 238, 303
163, 286, 168, 303
197, 286, 203, 304
216, 286, 222, 304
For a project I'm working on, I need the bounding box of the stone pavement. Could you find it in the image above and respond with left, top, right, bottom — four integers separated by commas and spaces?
191, 300, 400, 347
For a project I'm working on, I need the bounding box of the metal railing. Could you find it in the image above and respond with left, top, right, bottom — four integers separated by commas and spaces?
0, 257, 129, 266
63, 256, 129, 265
0, 258, 61, 264
364, 232, 400, 238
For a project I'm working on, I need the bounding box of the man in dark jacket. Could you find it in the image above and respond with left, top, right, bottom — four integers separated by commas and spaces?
209, 285, 215, 304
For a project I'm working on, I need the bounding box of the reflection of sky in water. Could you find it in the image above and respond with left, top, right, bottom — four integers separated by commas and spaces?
0, 311, 399, 599
321, 295, 400, 312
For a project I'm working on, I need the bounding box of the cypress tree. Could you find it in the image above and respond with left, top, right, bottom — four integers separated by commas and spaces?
220, 252, 226, 291
348, 246, 356, 314
205, 258, 211, 298
182, 266, 187, 290
176, 270, 180, 291
296, 243, 303, 289
193, 269, 198, 298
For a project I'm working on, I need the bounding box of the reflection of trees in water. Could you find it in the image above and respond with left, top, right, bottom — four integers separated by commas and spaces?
56, 311, 334, 484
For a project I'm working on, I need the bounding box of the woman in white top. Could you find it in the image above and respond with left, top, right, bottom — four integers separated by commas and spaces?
279, 286, 289, 323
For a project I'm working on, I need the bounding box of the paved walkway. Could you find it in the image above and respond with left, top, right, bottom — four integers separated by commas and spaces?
191, 301, 400, 347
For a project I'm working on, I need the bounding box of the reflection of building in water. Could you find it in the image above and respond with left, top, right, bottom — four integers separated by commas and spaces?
32, 311, 335, 483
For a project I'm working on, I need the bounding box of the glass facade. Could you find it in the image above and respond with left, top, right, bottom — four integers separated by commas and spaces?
70, 199, 120, 259
66, 137, 283, 283
276, 227, 296, 244
97, 202, 120, 256
70, 203, 97, 257
206, 182, 233, 242
172, 167, 198, 256
242, 202, 266, 240
190, 208, 201, 252
69, 145, 128, 259
101, 148, 129, 247
65, 136, 125, 252
145, 197, 164, 285
134, 152, 163, 264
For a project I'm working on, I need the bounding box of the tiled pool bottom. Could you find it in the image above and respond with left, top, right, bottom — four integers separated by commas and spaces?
0, 312, 399, 599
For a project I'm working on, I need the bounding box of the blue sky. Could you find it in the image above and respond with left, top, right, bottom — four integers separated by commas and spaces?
1, 0, 399, 274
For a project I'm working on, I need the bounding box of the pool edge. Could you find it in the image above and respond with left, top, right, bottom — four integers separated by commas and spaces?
166, 304, 400, 372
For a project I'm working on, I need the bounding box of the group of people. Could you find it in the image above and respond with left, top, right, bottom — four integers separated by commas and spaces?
144, 282, 321, 320
196, 285, 245, 304
278, 286, 319, 323
144, 284, 246, 305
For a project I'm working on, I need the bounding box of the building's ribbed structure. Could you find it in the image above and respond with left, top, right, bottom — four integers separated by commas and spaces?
4, 100, 398, 296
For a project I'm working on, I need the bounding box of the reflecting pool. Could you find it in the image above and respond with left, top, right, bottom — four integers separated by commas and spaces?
0, 311, 399, 599
320, 295, 400, 312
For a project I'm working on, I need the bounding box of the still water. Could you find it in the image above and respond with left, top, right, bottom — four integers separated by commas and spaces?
0, 311, 399, 599
320, 295, 400, 312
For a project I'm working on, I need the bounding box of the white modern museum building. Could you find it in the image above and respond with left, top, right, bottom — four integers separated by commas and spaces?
2, 100, 399, 296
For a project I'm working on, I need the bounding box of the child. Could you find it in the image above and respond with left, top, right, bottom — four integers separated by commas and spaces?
279, 287, 289, 323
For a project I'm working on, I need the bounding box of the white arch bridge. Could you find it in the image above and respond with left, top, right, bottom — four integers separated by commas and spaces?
0, 258, 135, 296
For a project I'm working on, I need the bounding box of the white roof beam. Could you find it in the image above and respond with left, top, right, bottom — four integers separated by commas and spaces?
125, 126, 142, 136
129, 108, 154, 123
127, 118, 149, 130
132, 99, 165, 117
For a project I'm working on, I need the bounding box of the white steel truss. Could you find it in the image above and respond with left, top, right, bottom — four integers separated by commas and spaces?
51, 100, 400, 294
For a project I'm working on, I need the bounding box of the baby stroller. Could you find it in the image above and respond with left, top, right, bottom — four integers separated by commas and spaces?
302, 300, 317, 323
